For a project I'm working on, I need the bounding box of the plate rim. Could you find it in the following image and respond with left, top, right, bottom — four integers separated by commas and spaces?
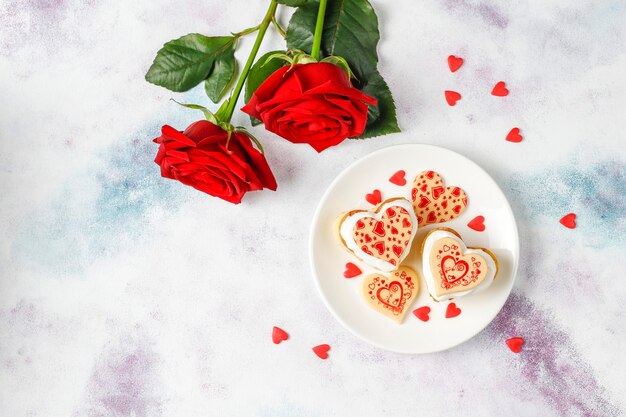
308, 143, 520, 354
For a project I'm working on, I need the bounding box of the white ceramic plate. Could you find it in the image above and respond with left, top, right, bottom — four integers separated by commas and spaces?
309, 144, 519, 353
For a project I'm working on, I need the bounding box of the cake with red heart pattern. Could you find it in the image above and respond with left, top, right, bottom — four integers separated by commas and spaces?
338, 198, 418, 272
411, 170, 468, 226
361, 266, 419, 323
421, 227, 498, 301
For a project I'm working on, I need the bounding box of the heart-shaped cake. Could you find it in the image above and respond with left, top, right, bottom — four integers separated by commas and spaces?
338, 198, 418, 272
411, 170, 468, 226
361, 266, 419, 323
421, 228, 498, 301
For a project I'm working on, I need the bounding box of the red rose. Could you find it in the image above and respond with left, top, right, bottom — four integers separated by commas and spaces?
242, 62, 377, 152
153, 120, 277, 204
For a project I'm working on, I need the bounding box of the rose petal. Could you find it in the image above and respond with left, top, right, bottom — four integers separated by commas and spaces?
161, 125, 196, 147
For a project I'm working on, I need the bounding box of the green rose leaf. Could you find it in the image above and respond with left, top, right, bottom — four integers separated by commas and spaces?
286, 0, 400, 138
244, 50, 287, 126
145, 34, 236, 93
358, 70, 399, 138
205, 56, 237, 103
276, 0, 311, 6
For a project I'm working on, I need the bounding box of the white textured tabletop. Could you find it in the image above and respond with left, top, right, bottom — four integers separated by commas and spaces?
1, 1, 625, 416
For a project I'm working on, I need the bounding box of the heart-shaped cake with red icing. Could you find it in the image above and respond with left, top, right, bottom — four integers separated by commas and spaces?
338, 198, 418, 272
421, 227, 498, 301
362, 266, 419, 323
411, 170, 468, 226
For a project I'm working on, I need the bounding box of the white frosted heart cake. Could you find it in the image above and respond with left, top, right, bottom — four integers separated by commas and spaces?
421, 227, 498, 301
338, 198, 418, 272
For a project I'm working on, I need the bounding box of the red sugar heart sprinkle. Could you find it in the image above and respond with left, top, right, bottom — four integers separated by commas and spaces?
506, 337, 525, 353
312, 344, 330, 359
560, 213, 577, 229
445, 302, 462, 318
389, 170, 407, 186
467, 215, 486, 232
272, 326, 289, 344
365, 189, 382, 205
445, 90, 462, 106
413, 306, 431, 322
491, 81, 509, 96
448, 55, 464, 72
506, 127, 523, 143
343, 262, 362, 278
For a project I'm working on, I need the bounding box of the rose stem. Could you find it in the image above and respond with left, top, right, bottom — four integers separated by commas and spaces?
222, 0, 278, 123
310, 0, 328, 60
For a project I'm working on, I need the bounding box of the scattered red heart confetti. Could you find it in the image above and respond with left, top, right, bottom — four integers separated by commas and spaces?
506, 337, 525, 353
445, 302, 462, 318
560, 213, 577, 229
445, 90, 462, 106
506, 127, 523, 143
413, 306, 431, 322
467, 215, 486, 232
448, 55, 464, 72
491, 81, 509, 96
272, 326, 289, 344
312, 344, 330, 359
343, 262, 362, 278
389, 170, 407, 186
365, 189, 382, 205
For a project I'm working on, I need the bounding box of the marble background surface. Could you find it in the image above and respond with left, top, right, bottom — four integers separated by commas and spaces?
1, 0, 625, 416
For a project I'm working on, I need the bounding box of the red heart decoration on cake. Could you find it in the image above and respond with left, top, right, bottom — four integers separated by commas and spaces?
445, 90, 462, 106
272, 326, 289, 344
447, 55, 464, 72
506, 337, 525, 353
365, 189, 382, 205
506, 127, 523, 143
491, 81, 509, 96
411, 170, 468, 226
413, 306, 431, 322
389, 170, 407, 186
560, 213, 576, 229
445, 302, 462, 318
343, 262, 362, 278
467, 215, 485, 231
376, 281, 404, 308
312, 344, 330, 359
441, 256, 469, 283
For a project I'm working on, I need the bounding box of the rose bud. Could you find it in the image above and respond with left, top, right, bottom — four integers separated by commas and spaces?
153, 120, 276, 204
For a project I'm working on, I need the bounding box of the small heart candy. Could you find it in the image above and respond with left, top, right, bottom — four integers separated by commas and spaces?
312, 344, 330, 359
445, 90, 462, 106
272, 326, 289, 344
413, 306, 431, 322
365, 189, 382, 205
467, 215, 486, 232
389, 170, 407, 186
506, 127, 523, 143
491, 81, 509, 97
506, 337, 525, 353
448, 55, 464, 72
445, 302, 462, 319
343, 262, 362, 278
560, 213, 576, 229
